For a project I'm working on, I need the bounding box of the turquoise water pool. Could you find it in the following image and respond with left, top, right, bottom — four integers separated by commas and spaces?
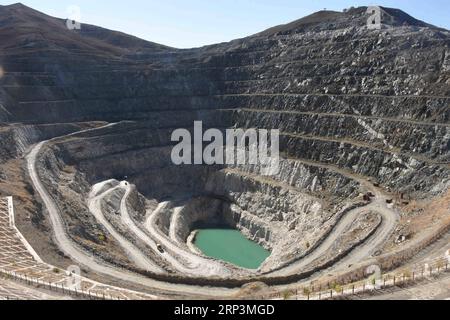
194, 229, 270, 269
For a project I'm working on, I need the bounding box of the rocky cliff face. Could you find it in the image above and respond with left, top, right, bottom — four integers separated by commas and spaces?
0, 4, 449, 275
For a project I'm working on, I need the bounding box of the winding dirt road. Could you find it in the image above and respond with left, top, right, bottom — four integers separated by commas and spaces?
26, 126, 235, 297
91, 180, 230, 276
87, 180, 164, 272
25, 123, 401, 297
267, 174, 399, 276
143, 199, 234, 276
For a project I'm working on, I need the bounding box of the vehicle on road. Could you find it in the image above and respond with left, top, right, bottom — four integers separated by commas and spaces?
157, 244, 165, 253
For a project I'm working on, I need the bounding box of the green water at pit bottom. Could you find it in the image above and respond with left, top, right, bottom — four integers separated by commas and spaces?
194, 229, 270, 269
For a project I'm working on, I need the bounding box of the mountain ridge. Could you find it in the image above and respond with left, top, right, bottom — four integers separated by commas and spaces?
0, 3, 447, 51
0, 3, 448, 124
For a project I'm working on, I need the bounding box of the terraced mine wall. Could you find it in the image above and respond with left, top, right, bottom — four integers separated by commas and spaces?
34, 122, 361, 272
2, 6, 448, 195
0, 123, 100, 164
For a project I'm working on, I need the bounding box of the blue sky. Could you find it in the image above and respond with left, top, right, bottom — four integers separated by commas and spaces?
1, 1, 449, 48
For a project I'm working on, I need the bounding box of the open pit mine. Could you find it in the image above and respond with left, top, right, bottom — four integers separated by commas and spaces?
0, 3, 449, 300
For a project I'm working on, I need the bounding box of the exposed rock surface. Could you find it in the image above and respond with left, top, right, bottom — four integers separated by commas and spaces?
0, 4, 449, 280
